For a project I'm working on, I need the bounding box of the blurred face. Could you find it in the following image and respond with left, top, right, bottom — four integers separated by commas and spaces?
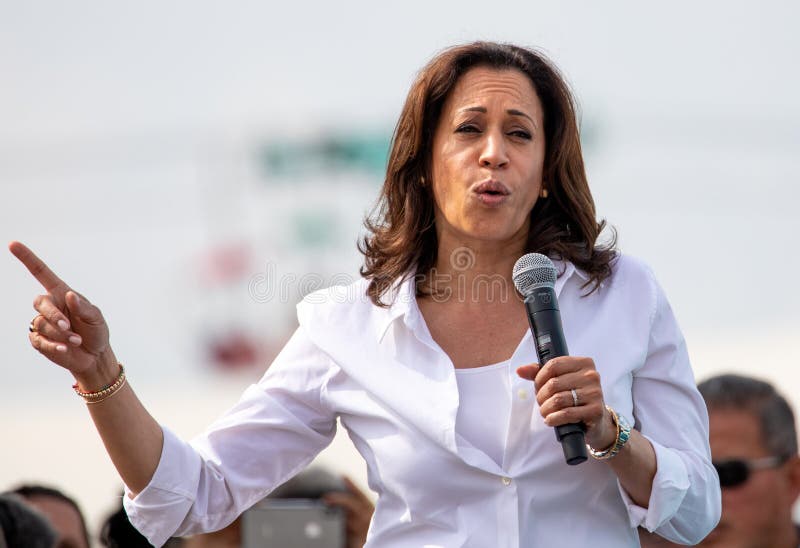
430, 66, 545, 247
699, 409, 800, 548
24, 494, 88, 548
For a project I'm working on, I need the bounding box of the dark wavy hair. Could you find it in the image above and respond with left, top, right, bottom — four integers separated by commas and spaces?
359, 41, 617, 306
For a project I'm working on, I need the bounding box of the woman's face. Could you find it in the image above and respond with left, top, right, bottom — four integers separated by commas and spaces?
430, 66, 545, 247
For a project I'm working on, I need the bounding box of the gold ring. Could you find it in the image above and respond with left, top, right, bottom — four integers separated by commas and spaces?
29, 315, 41, 333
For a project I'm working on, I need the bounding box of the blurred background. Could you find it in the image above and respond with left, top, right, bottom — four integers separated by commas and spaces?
1, 0, 799, 538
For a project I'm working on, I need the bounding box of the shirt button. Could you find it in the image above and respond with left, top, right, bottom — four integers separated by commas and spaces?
517, 389, 529, 400
501, 476, 512, 486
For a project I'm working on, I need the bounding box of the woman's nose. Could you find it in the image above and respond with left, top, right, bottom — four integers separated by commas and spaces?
478, 132, 509, 168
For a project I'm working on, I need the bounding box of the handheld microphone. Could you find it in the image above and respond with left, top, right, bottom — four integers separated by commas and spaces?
512, 253, 587, 465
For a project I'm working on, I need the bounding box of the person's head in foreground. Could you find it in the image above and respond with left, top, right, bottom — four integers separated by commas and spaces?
639, 373, 800, 548
698, 374, 800, 548
0, 492, 58, 548
11, 484, 90, 548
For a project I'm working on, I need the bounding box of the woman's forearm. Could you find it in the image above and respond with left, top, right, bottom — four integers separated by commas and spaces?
76, 353, 164, 496
607, 429, 657, 507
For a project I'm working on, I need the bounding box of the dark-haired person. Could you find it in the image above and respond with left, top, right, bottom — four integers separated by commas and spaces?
11, 484, 89, 548
10, 41, 720, 546
0, 493, 58, 548
696, 374, 800, 548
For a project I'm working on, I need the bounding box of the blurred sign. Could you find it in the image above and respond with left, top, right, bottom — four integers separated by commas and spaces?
258, 133, 391, 179
192, 130, 390, 373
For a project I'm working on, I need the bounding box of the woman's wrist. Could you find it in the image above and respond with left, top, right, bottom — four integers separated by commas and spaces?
588, 405, 632, 460
72, 349, 120, 392
587, 406, 617, 450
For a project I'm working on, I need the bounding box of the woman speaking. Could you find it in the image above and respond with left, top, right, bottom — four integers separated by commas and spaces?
11, 42, 720, 546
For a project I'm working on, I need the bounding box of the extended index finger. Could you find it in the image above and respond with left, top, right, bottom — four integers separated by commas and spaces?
9, 241, 70, 299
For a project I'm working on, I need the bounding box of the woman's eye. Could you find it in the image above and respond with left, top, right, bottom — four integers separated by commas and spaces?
509, 129, 532, 140
456, 124, 480, 133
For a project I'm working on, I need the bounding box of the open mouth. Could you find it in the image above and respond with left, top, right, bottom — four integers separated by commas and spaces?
473, 180, 510, 206
473, 180, 510, 196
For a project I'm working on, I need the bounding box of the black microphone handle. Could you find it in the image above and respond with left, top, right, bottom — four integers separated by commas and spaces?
524, 289, 588, 465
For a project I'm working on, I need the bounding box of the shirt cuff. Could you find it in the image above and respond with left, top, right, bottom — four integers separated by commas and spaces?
123, 426, 201, 547
617, 436, 690, 531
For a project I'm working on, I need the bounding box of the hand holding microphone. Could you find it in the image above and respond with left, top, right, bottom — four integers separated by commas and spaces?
513, 253, 616, 465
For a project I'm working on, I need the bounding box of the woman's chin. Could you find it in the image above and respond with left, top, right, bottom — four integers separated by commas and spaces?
449, 227, 528, 249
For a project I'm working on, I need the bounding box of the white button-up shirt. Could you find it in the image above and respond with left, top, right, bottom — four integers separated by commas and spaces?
125, 255, 721, 547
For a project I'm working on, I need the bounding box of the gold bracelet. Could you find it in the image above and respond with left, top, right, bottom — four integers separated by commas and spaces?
73, 363, 126, 402
588, 405, 632, 460
85, 378, 127, 404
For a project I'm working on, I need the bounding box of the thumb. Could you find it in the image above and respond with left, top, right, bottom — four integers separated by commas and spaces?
65, 291, 103, 325
516, 363, 540, 381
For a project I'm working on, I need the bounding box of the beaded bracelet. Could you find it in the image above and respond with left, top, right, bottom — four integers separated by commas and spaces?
73, 363, 126, 403
85, 378, 127, 405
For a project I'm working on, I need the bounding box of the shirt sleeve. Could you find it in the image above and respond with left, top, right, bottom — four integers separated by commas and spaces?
617, 269, 722, 544
123, 325, 339, 547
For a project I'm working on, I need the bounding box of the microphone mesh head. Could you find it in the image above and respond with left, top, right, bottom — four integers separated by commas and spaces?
512, 253, 557, 295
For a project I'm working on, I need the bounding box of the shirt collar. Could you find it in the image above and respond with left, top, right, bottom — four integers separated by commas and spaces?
553, 259, 587, 287
374, 260, 587, 342
374, 274, 416, 341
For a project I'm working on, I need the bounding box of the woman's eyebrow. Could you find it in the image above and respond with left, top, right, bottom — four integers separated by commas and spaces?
459, 106, 486, 116
508, 109, 537, 128
459, 106, 537, 128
